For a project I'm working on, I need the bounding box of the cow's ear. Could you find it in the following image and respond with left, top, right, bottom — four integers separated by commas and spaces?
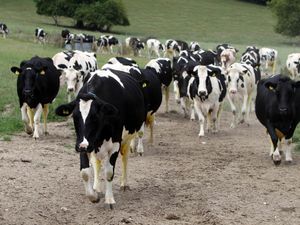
11, 67, 21, 75
55, 101, 76, 116
265, 81, 277, 91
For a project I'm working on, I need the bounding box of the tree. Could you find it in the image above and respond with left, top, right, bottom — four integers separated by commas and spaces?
269, 0, 300, 37
74, 0, 129, 31
34, 0, 130, 31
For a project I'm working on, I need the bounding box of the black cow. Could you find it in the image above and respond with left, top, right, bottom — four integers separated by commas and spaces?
176, 40, 189, 51
125, 37, 144, 56
97, 35, 119, 53
255, 74, 300, 165
10, 56, 61, 139
0, 23, 9, 38
35, 28, 47, 44
55, 69, 146, 207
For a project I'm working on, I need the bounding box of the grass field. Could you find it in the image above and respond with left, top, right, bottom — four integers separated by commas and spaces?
0, 0, 300, 143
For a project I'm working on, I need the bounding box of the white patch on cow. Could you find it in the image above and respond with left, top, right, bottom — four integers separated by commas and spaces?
145, 59, 161, 73
79, 137, 89, 149
33, 104, 43, 139
25, 67, 32, 70
102, 63, 141, 75
79, 99, 92, 123
91, 70, 124, 88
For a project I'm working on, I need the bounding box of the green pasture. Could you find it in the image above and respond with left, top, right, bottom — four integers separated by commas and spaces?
1, 0, 300, 146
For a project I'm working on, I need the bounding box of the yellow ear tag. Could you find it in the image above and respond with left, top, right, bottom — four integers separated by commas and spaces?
142, 83, 147, 88
269, 86, 274, 91
40, 70, 45, 75
63, 109, 69, 115
15, 71, 20, 75
212, 73, 215, 77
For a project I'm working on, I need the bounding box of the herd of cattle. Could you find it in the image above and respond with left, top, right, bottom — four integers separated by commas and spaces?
4, 21, 300, 207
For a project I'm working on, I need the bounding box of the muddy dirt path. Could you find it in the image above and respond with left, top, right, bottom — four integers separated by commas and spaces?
1, 95, 300, 225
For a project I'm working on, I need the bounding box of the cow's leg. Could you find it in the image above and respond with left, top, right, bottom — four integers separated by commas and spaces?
173, 81, 180, 104
180, 97, 188, 118
210, 107, 219, 133
136, 123, 145, 156
245, 93, 252, 125
190, 100, 195, 121
285, 138, 293, 162
120, 136, 134, 190
27, 107, 34, 133
164, 86, 170, 113
206, 111, 211, 133
33, 104, 43, 139
105, 142, 120, 207
21, 103, 33, 135
90, 152, 102, 193
266, 123, 281, 165
147, 113, 155, 145
227, 95, 237, 128
194, 101, 205, 137
42, 104, 49, 135
80, 152, 100, 203
240, 94, 248, 124
216, 103, 223, 131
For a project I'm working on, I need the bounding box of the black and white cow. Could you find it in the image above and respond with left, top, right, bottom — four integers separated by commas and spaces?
11, 56, 61, 139
55, 69, 146, 206
61, 29, 75, 45
188, 65, 227, 137
164, 39, 180, 59
125, 37, 144, 56
0, 23, 9, 38
255, 74, 300, 165
259, 47, 278, 76
102, 57, 164, 155
175, 40, 189, 51
146, 38, 165, 58
286, 53, 300, 80
145, 58, 173, 113
240, 46, 260, 68
97, 35, 119, 54
35, 28, 47, 44
190, 41, 201, 51
52, 50, 98, 102
226, 63, 257, 128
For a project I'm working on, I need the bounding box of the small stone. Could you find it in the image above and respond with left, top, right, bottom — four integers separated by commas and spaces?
121, 217, 133, 224
61, 207, 68, 212
165, 214, 180, 220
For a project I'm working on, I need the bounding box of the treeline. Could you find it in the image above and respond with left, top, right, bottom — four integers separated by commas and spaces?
239, 0, 270, 5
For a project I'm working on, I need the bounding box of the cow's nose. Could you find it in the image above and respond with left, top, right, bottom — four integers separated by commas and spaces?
230, 90, 237, 94
198, 91, 206, 96
279, 107, 287, 112
68, 88, 74, 92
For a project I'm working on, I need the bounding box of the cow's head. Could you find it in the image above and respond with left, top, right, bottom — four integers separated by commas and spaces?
55, 93, 119, 152
294, 59, 300, 74
265, 76, 300, 115
193, 65, 213, 101
61, 67, 83, 93
11, 61, 46, 100
145, 58, 172, 86
226, 63, 248, 95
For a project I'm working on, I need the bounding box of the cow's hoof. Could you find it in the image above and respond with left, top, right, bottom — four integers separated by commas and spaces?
120, 185, 131, 191
109, 204, 114, 210
88, 193, 100, 203
273, 160, 281, 166
138, 152, 143, 156
44, 131, 49, 136
25, 127, 33, 135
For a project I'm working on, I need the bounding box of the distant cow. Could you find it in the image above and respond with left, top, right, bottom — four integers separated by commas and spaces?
255, 74, 300, 165
145, 58, 173, 113
188, 65, 227, 137
259, 47, 278, 76
52, 50, 98, 102
106, 56, 138, 67
0, 23, 9, 38
61, 29, 75, 45
286, 53, 300, 79
35, 28, 47, 44
55, 68, 146, 206
10, 56, 61, 139
190, 41, 201, 51
240, 46, 260, 68
146, 39, 165, 58
216, 43, 238, 66
175, 40, 189, 51
97, 35, 119, 53
164, 39, 180, 59
220, 48, 237, 70
226, 63, 257, 128
125, 37, 144, 56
